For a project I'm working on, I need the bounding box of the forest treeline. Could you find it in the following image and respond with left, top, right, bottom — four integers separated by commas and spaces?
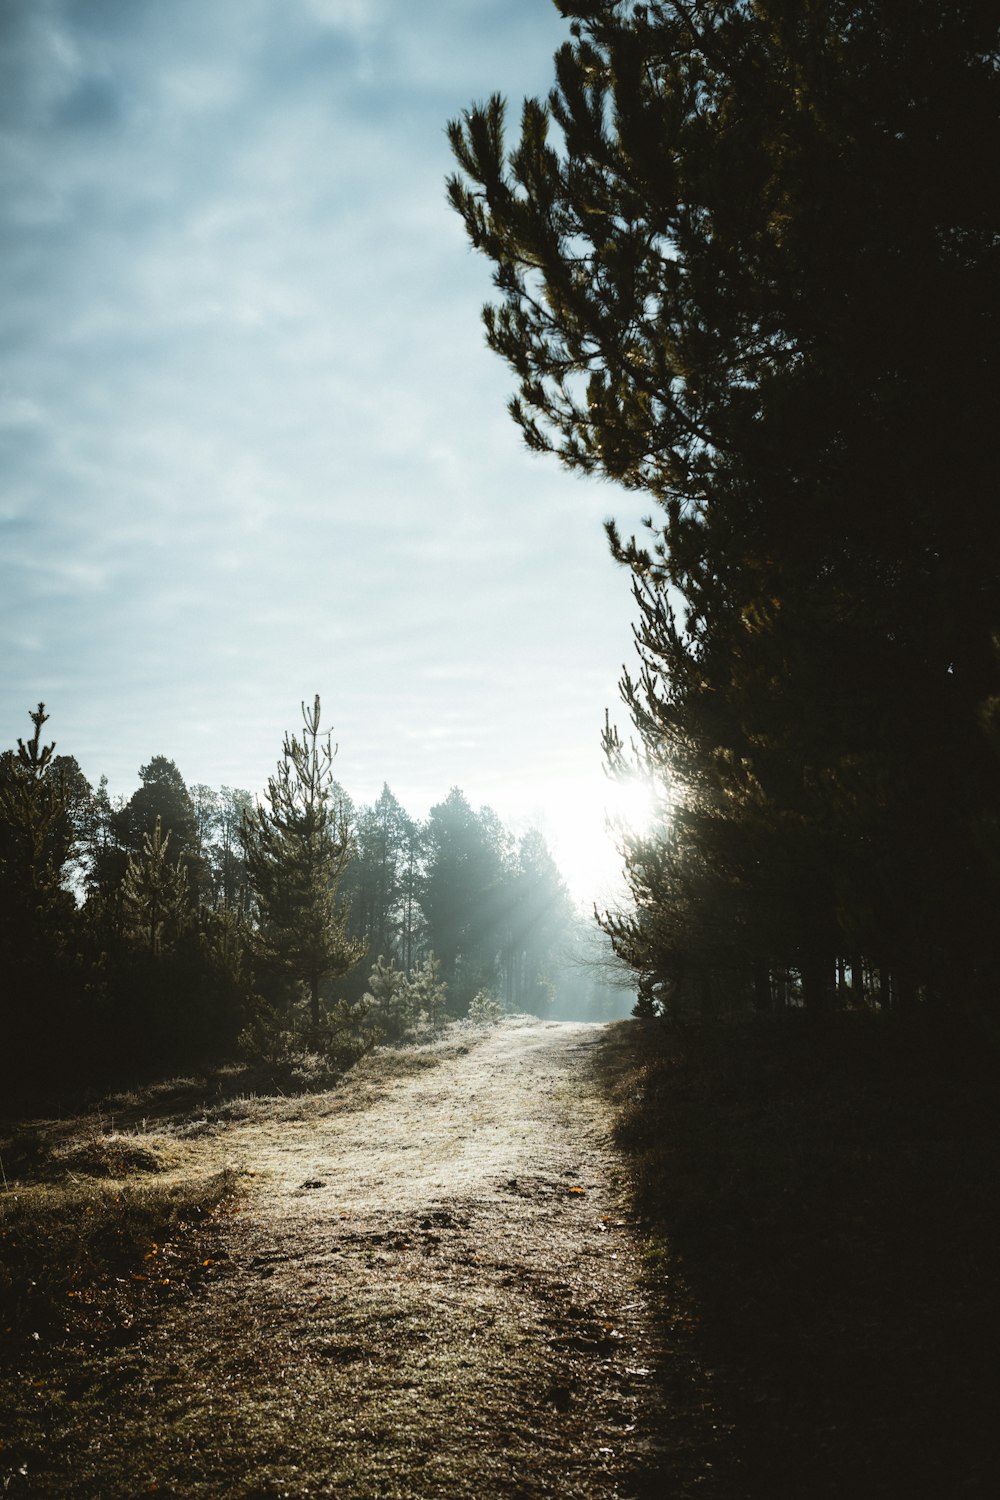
449, 0, 1000, 1021
0, 699, 622, 1107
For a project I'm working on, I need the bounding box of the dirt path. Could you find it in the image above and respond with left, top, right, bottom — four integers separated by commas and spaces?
16, 1020, 673, 1498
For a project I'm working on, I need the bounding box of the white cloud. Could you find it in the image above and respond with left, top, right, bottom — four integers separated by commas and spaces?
299, 0, 389, 34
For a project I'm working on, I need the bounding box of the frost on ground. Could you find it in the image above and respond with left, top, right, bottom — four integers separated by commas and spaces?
2, 1020, 718, 1499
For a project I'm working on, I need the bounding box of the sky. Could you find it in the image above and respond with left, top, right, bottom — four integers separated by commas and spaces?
0, 0, 648, 907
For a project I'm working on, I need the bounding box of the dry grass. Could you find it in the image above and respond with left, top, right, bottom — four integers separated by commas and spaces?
1, 1021, 680, 1500
0, 1168, 238, 1348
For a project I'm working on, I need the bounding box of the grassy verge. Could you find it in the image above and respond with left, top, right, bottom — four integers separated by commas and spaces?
1, 1143, 237, 1360
0, 1159, 237, 1497
594, 1012, 1000, 1500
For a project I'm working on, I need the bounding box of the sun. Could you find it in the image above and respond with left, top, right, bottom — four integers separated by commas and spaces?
534, 771, 661, 911
602, 775, 659, 840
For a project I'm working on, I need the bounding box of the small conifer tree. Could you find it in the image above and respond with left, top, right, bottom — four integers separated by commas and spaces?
406, 952, 448, 1032
0, 706, 86, 1087
242, 696, 364, 1043
0, 704, 79, 964
467, 990, 503, 1026
362, 953, 413, 1041
121, 816, 190, 956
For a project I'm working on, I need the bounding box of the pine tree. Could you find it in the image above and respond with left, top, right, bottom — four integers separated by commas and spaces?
501, 829, 573, 1013
405, 952, 448, 1031
342, 784, 416, 963
419, 789, 510, 1009
125, 756, 205, 900
242, 696, 363, 1040
0, 706, 84, 1085
449, 1, 1000, 1009
121, 816, 190, 956
0, 705, 79, 963
1, 706, 68, 887
215, 786, 254, 909
361, 952, 413, 1041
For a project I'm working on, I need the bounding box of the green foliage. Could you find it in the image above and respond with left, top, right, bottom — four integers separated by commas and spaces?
212, 786, 254, 908
123, 756, 206, 897
343, 785, 421, 966
362, 952, 414, 1042
500, 828, 574, 1015
242, 696, 364, 1042
0, 705, 77, 924
84, 773, 128, 908
237, 985, 377, 1086
344, 787, 578, 1018
406, 952, 449, 1031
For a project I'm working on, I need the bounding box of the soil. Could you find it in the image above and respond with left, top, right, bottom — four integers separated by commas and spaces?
2, 1020, 703, 1499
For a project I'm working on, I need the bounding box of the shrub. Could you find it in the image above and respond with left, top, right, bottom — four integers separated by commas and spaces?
467, 991, 504, 1026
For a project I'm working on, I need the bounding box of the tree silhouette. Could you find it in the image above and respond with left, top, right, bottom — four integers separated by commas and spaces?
0, 706, 82, 1085
449, 0, 1000, 1009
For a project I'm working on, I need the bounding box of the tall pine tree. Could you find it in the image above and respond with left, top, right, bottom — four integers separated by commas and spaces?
243, 697, 363, 1040
449, 0, 1000, 1009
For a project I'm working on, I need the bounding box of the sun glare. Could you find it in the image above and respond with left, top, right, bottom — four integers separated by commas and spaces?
536, 772, 662, 911
603, 775, 658, 839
